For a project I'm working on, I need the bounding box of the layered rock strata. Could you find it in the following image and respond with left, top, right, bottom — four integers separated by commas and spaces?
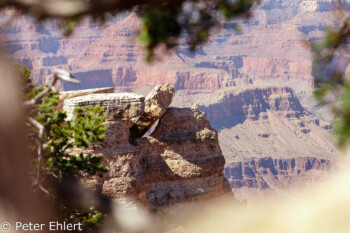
3, 0, 337, 95
225, 156, 336, 201
63, 92, 145, 122
171, 86, 338, 201
63, 86, 228, 208
194, 86, 336, 161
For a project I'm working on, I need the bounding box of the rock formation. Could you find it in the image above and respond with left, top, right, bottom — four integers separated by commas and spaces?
173, 86, 336, 162
0, 0, 335, 96
62, 86, 228, 208
59, 87, 114, 101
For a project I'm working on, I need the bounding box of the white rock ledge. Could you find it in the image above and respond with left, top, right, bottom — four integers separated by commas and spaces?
63, 93, 145, 122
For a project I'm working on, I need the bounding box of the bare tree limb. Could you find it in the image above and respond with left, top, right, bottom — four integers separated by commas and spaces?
26, 69, 79, 193
24, 69, 79, 106
24, 78, 57, 106
28, 117, 44, 186
54, 69, 80, 84
38, 184, 50, 195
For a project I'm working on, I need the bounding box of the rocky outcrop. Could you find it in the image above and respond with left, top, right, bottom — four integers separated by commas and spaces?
63, 86, 228, 208
225, 156, 336, 201
130, 84, 174, 138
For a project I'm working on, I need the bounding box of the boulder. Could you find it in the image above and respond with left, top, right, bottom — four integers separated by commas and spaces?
130, 84, 174, 138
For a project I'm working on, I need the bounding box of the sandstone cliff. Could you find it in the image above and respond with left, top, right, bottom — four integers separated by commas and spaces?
62, 86, 229, 208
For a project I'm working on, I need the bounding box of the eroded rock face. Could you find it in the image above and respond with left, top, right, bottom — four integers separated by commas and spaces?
193, 86, 337, 163
171, 86, 338, 202
63, 86, 228, 208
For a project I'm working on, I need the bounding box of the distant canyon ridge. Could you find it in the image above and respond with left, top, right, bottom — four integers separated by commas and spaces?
1, 0, 343, 202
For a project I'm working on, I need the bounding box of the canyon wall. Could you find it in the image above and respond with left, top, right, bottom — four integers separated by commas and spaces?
171, 86, 338, 201
1, 0, 342, 95
1, 0, 342, 203
174, 86, 336, 162
225, 156, 336, 201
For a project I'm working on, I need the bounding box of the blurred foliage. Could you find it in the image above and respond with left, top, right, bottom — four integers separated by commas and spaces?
312, 17, 350, 148
13, 62, 34, 94
139, 0, 260, 61
14, 63, 108, 232
139, 6, 181, 61
81, 209, 104, 231
62, 18, 82, 36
